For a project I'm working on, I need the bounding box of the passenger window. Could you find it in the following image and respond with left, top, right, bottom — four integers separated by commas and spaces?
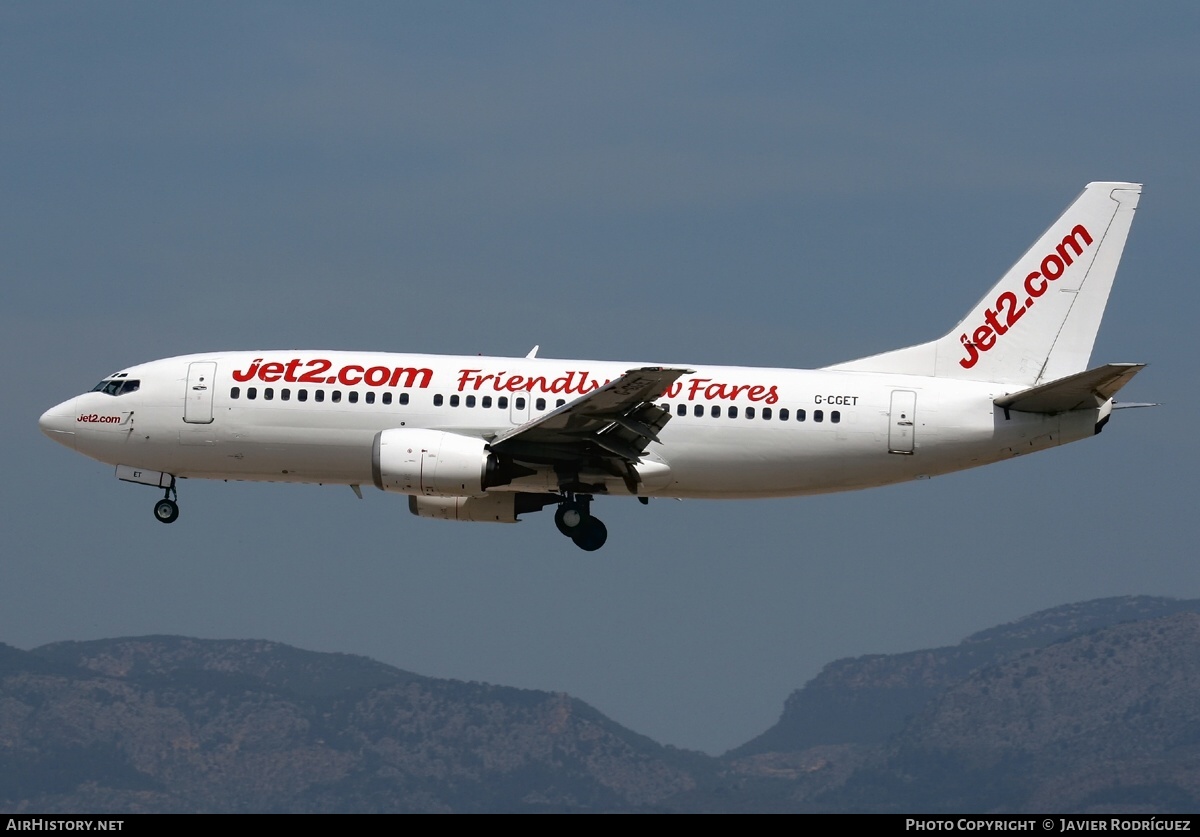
711, 405, 720, 418
365, 392, 375, 404
831, 410, 841, 423
315, 390, 325, 403
399, 393, 409, 405
677, 404, 686, 417
779, 408, 789, 420
348, 391, 358, 403
450, 394, 460, 407
231, 387, 240, 400
281, 389, 291, 401
466, 395, 476, 408
264, 388, 274, 400
796, 409, 806, 422
694, 405, 703, 417
331, 390, 341, 403
298, 390, 308, 402
746, 407, 756, 419
434, 394, 443, 407
498, 396, 508, 409
382, 393, 391, 405
536, 398, 546, 411
247, 387, 257, 400
762, 408, 772, 420
482, 396, 492, 408
556, 399, 565, 408
515, 397, 526, 410
728, 406, 738, 418
814, 409, 824, 422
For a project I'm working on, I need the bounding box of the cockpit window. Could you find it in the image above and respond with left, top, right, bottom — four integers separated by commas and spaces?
91, 379, 140, 396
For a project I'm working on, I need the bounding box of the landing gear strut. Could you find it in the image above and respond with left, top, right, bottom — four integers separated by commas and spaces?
554, 494, 607, 551
153, 479, 179, 524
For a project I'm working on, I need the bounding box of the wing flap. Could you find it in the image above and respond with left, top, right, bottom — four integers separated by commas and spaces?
993, 362, 1145, 414
490, 366, 691, 470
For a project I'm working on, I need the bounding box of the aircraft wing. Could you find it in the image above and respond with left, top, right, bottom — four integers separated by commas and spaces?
489, 366, 691, 491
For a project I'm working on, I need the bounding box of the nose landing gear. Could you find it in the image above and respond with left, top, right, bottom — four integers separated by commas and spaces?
554, 495, 607, 551
153, 480, 179, 524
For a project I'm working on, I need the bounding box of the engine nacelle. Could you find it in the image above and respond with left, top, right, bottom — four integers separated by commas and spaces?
408, 492, 560, 523
372, 428, 505, 497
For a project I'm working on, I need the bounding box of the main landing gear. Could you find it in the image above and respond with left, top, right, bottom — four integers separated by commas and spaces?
153, 479, 179, 524
554, 495, 607, 552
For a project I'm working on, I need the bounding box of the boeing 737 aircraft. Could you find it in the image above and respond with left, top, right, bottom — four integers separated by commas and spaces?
40, 183, 1145, 550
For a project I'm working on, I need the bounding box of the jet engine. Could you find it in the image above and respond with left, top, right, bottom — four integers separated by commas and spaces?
372, 428, 509, 497
408, 492, 559, 523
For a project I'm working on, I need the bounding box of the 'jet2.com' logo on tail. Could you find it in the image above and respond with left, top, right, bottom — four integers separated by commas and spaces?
958, 224, 1094, 369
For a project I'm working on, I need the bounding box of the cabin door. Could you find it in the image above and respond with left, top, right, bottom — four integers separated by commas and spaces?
184, 362, 217, 424
888, 390, 917, 454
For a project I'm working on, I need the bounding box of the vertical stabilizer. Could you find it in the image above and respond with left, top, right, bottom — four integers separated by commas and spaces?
829, 183, 1141, 385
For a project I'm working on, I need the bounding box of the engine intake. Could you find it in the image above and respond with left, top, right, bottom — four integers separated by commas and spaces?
372, 428, 507, 496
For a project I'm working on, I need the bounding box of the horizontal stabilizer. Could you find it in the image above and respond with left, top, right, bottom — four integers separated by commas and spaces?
994, 363, 1145, 414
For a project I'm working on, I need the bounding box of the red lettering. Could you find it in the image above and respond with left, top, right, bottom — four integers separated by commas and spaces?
297, 359, 331, 383
958, 333, 980, 369
983, 307, 1008, 336
282, 359, 302, 383
364, 366, 390, 386
1041, 254, 1065, 280
996, 291, 1026, 328
972, 324, 996, 351
954, 221, 1093, 365
1056, 225, 1092, 264
339, 365, 364, 386
258, 362, 284, 383
231, 358, 263, 383
458, 369, 481, 391
388, 367, 433, 388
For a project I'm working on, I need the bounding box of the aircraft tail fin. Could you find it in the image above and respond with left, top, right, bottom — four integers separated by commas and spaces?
828, 182, 1142, 386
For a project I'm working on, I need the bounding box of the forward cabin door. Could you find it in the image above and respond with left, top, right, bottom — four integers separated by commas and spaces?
184, 362, 217, 424
888, 390, 917, 454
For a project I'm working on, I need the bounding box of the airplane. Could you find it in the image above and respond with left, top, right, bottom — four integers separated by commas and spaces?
39, 182, 1146, 551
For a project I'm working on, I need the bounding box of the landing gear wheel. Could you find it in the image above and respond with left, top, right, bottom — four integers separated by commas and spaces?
571, 517, 608, 551
554, 504, 586, 537
153, 498, 179, 524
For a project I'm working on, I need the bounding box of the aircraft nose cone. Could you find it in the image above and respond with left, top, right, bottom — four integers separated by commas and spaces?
39, 402, 77, 449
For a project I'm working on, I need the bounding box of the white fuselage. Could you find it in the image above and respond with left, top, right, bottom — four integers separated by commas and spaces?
38, 350, 1099, 500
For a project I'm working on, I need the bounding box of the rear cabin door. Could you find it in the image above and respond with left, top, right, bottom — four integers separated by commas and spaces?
888, 390, 917, 454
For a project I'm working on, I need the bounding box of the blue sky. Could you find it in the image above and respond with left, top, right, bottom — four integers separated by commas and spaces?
3, 2, 1197, 754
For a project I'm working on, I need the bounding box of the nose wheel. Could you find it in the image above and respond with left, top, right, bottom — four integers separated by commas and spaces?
153, 479, 179, 524
554, 496, 607, 551
154, 498, 179, 524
